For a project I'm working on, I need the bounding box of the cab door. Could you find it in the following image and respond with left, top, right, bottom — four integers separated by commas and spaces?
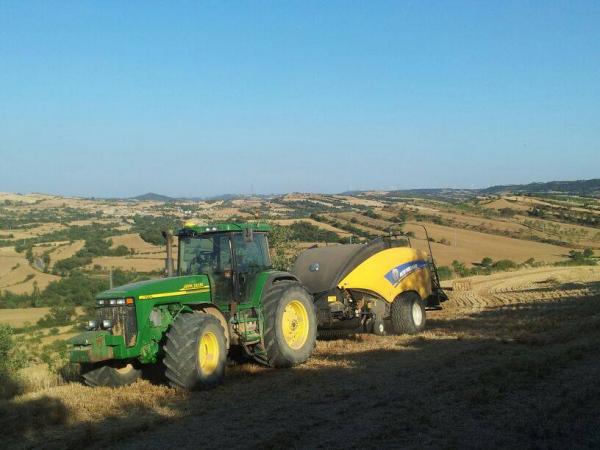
210, 233, 236, 307
231, 231, 271, 304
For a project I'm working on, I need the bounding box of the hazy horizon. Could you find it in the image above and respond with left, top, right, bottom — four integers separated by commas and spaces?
1, 175, 597, 200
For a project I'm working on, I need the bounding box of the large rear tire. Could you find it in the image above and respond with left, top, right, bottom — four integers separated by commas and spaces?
390, 291, 426, 334
163, 313, 227, 390
81, 361, 141, 387
261, 282, 317, 368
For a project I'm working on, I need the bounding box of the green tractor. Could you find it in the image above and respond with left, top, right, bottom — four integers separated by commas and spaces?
70, 222, 317, 389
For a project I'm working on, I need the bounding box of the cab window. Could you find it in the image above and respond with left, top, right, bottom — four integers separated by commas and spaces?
232, 232, 271, 272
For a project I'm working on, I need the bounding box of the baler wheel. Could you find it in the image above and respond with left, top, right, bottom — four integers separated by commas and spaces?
163, 313, 227, 390
390, 292, 426, 335
81, 362, 141, 387
260, 281, 317, 368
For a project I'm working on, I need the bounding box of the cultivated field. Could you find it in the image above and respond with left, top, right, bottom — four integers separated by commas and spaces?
404, 222, 572, 265
0, 247, 60, 294
2, 265, 599, 449
0, 307, 54, 328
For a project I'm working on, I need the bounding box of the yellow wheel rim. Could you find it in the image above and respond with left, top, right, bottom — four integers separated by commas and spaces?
198, 331, 220, 375
281, 300, 309, 350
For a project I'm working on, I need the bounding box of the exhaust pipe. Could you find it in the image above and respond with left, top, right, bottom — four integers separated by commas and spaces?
162, 230, 174, 277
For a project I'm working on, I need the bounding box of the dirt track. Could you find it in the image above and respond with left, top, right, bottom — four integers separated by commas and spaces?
2, 266, 600, 449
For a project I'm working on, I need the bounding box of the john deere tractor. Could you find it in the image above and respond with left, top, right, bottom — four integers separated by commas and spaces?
70, 222, 317, 389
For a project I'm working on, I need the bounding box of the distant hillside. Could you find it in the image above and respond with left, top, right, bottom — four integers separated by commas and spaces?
131, 193, 175, 202
129, 192, 277, 202
348, 178, 600, 199
482, 179, 600, 197
128, 179, 599, 202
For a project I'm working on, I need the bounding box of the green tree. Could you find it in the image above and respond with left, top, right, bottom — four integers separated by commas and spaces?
268, 224, 300, 271
0, 325, 27, 399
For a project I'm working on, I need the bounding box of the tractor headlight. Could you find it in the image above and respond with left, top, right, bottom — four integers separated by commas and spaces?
97, 299, 106, 306
87, 320, 97, 330
109, 299, 117, 306
102, 319, 112, 329
116, 298, 126, 305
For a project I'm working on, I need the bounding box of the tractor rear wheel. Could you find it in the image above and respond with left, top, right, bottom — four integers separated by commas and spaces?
163, 313, 227, 390
390, 291, 426, 334
81, 361, 141, 387
261, 282, 317, 368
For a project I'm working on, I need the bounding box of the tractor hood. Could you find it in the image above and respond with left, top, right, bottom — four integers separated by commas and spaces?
96, 275, 211, 301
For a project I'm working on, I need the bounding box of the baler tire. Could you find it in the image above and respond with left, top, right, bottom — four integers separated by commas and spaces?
391, 292, 426, 335
261, 281, 317, 368
81, 362, 141, 387
163, 313, 227, 390
372, 317, 387, 336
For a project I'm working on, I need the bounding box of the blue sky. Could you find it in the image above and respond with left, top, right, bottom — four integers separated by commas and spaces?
0, 1, 599, 197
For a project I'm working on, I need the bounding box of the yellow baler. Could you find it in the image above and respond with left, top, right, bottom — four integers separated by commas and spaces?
292, 237, 447, 335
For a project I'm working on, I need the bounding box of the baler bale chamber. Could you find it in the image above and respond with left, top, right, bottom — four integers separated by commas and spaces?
291, 233, 447, 336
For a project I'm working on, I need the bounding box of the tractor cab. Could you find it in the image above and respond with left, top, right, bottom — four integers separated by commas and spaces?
176, 222, 272, 305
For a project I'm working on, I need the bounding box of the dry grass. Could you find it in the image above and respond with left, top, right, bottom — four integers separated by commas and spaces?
0, 307, 85, 328
0, 247, 61, 294
108, 234, 164, 255
273, 218, 352, 237
88, 256, 164, 272
47, 240, 86, 269
482, 197, 532, 211
1, 267, 599, 449
0, 307, 53, 327
404, 222, 573, 266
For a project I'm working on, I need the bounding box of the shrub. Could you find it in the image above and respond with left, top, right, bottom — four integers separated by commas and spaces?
40, 340, 70, 374
451, 260, 470, 277
492, 259, 518, 271
436, 266, 453, 280
37, 305, 76, 328
268, 225, 300, 271
0, 325, 27, 399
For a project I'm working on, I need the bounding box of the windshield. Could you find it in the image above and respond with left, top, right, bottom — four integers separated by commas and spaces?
178, 233, 232, 276
178, 232, 271, 275
232, 232, 271, 272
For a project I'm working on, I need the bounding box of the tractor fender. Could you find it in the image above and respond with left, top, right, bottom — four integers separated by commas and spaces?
258, 271, 303, 298
266, 271, 300, 285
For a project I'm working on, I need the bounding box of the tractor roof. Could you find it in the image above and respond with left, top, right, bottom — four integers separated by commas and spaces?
179, 221, 271, 235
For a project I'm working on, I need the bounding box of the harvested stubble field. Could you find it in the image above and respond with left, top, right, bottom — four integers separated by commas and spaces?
0, 307, 85, 329
1, 266, 599, 449
404, 222, 572, 266
0, 307, 54, 327
0, 247, 60, 294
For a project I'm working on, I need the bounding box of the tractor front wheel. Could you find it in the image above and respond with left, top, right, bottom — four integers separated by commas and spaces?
390, 291, 426, 334
163, 313, 227, 390
261, 282, 317, 368
81, 361, 141, 387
